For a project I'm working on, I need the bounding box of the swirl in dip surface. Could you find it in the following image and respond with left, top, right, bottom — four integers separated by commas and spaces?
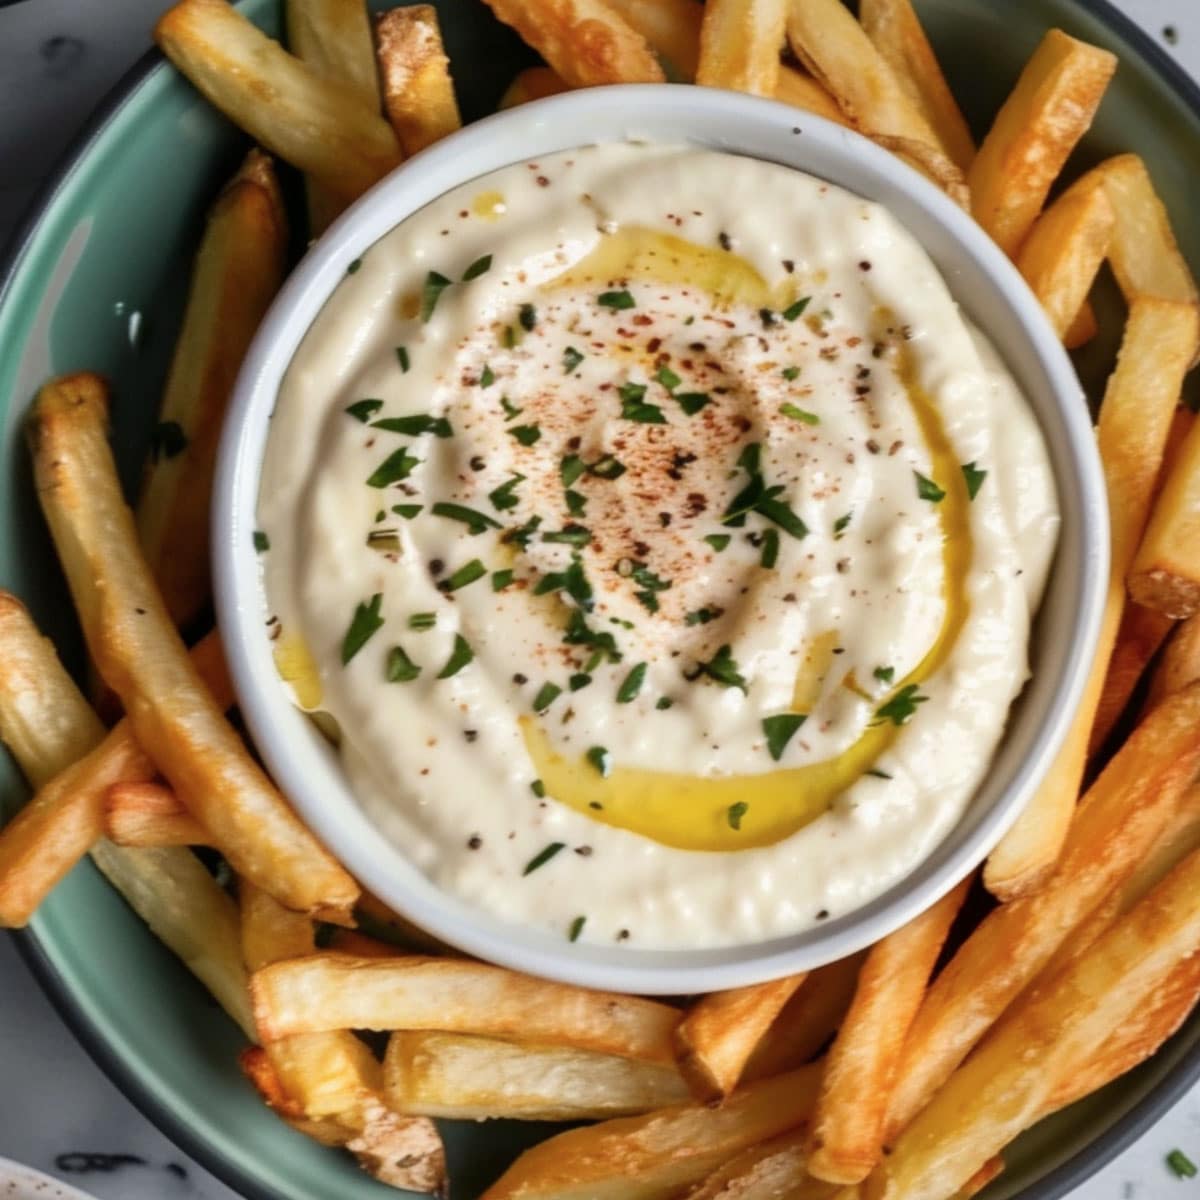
258, 144, 1059, 950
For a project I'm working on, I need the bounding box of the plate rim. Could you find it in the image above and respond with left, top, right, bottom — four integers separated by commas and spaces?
4, 2, 1200, 1197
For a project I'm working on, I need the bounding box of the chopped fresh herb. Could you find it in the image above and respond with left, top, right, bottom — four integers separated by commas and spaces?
656, 696, 674, 710
509, 424, 542, 446
543, 525, 591, 547
757, 493, 808, 539
618, 381, 647, 406
569, 672, 592, 691
367, 447, 420, 488
530, 779, 546, 798
914, 471, 946, 503
783, 296, 811, 321
762, 713, 807, 761
396, 346, 410, 373
875, 683, 929, 726
617, 662, 647, 703
759, 527, 780, 569
385, 645, 421, 683
502, 324, 517, 349
491, 568, 514, 591
408, 612, 436, 630
253, 530, 270, 553
532, 682, 562, 713
371, 414, 452, 438
834, 512, 852, 539
523, 842, 565, 875
589, 454, 626, 480
866, 767, 893, 780
420, 270, 452, 322
563, 346, 585, 375
431, 502, 502, 535
563, 610, 620, 662
873, 665, 895, 685
519, 302, 537, 331
462, 254, 492, 281
345, 398, 382, 423
598, 289, 635, 310
962, 461, 987, 501
488, 472, 525, 512
568, 915, 586, 942
565, 489, 587, 518
721, 443, 808, 539
392, 503, 423, 519
654, 365, 681, 391
347, 257, 362, 274
500, 395, 522, 419
620, 393, 666, 424
437, 558, 487, 592
624, 560, 671, 613
704, 534, 731, 552
503, 514, 543, 550
366, 528, 400, 552
561, 454, 587, 487
781, 365, 801, 381
780, 403, 819, 425
685, 606, 723, 626
677, 391, 711, 416
586, 746, 612, 777
1167, 1151, 1197, 1180
437, 634, 474, 678
534, 556, 593, 610
727, 801, 749, 830
341, 593, 384, 664
479, 364, 495, 388
701, 644, 748, 693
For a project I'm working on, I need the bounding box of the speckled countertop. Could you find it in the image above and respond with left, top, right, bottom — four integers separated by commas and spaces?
1, 1, 1199, 1197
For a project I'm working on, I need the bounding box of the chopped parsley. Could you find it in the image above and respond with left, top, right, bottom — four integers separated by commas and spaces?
875, 684, 929, 726
623, 560, 671, 613
568, 915, 587, 942
408, 612, 436, 630
781, 365, 801, 381
685, 606, 723, 626
833, 512, 852, 539
586, 746, 612, 777
722, 443, 808, 539
597, 289, 635, 310
563, 610, 620, 662
530, 779, 546, 798
341, 593, 384, 664
372, 414, 452, 438
396, 346, 410, 373
914, 471, 946, 503
561, 454, 587, 487
492, 568, 514, 591
565, 489, 587, 517
620, 391, 666, 424
873, 665, 895, 685
780, 403, 819, 425
509, 423, 542, 446
385, 645, 421, 683
589, 454, 626, 480
762, 713, 807, 761
616, 662, 647, 703
366, 447, 420, 488
420, 271, 452, 321
519, 302, 537, 331
783, 296, 811, 321
347, 257, 362, 274
866, 767, 893, 780
563, 346, 585, 375
431, 502, 502, 535
727, 801, 749, 830
366, 528, 400, 552
523, 842, 566, 875
532, 681, 562, 713
253, 530, 270, 553
489, 472, 525, 512
500, 395, 523, 419
701, 644, 747, 693
677, 391, 711, 416
962, 461, 987, 501
704, 534, 731, 552
479, 364, 495, 388
534, 556, 593, 610
345, 398, 382, 423
759, 528, 780, 569
543, 525, 591, 547
1168, 1150, 1197, 1180
437, 558, 487, 592
656, 696, 674, 710
569, 672, 592, 691
504, 514, 543, 551
392, 503, 422, 519
437, 634, 474, 678
654, 365, 681, 391
462, 254, 492, 281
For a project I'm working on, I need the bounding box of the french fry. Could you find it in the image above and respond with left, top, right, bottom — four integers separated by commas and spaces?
499, 65, 571, 108
479, 1064, 822, 1200
28, 374, 358, 921
325, 928, 407, 958
807, 882, 968, 1185
104, 782, 211, 848
384, 1031, 689, 1120
859, 0, 975, 171
674, 975, 806, 1102
136, 151, 286, 629
155, 0, 402, 204
869, 839, 1200, 1200
285, 0, 382, 233
775, 65, 855, 128
967, 30, 1116, 257
683, 1128, 827, 1200
985, 297, 1200, 899
1015, 174, 1114, 341
1148, 612, 1200, 709
602, 0, 701, 80
742, 953, 865, 1082
888, 682, 1200, 1140
251, 953, 680, 1060
376, 7, 462, 157
481, 0, 664, 87
696, 0, 787, 97
238, 1047, 348, 1145
1063, 300, 1098, 349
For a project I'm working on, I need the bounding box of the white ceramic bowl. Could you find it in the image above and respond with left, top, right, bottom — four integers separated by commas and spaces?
214, 85, 1107, 994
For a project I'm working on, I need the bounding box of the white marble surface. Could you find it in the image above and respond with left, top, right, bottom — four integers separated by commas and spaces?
1, 1, 1199, 1197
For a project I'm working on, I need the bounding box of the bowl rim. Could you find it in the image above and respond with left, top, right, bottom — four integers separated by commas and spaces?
213, 82, 1107, 995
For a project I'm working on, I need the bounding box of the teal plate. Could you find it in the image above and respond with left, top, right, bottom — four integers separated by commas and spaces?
1, 2, 1198, 1197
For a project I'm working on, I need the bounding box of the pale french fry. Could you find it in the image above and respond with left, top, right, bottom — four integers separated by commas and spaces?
240, 878, 317, 972
985, 297, 1200, 899
239, 1047, 349, 1145
285, 0, 382, 233
376, 7, 462, 156
870, 838, 1200, 1200
104, 782, 211, 848
384, 1031, 689, 1120
888, 682, 1200, 1140
137, 151, 286, 629
251, 953, 679, 1060
480, 1064, 822, 1200
696, 0, 786, 97
481, 0, 664, 87
683, 1128, 825, 1200
1063, 299, 1098, 349
28, 374, 358, 921
602, 0, 701, 79
326, 928, 408, 958
674, 975, 806, 1102
1015, 174, 1114, 341
742, 953, 865, 1082
960, 1159, 1005, 1199
499, 65, 571, 108
967, 30, 1116, 257
775, 65, 855, 128
155, 0, 402, 204
1148, 612, 1200, 709
859, 0, 975, 171
807, 882, 968, 1185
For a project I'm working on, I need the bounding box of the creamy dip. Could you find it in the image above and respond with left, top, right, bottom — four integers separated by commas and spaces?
258, 144, 1058, 950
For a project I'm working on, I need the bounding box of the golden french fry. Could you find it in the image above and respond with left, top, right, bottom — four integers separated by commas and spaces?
239, 1046, 348, 1145
859, 0, 974, 171
774, 66, 854, 127
871, 834, 1200, 1200
251, 954, 680, 1060
1148, 611, 1200, 709
889, 682, 1200, 1140
29, 374, 358, 922
104, 782, 211, 848
1015, 174, 1114, 341
499, 65, 571, 108
384, 1031, 689, 1120
481, 0, 664, 87
674, 975, 806, 1102
742, 953, 866, 1082
683, 1128, 830, 1200
377, 7, 462, 156
155, 0, 401, 204
1063, 299, 1099, 349
696, 0, 787, 97
325, 928, 408, 958
968, 30, 1116, 257
807, 882, 968, 1185
603, 0, 701, 79
985, 297, 1200, 899
480, 1064, 822, 1200
960, 1159, 1005, 1199
137, 151, 286, 629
